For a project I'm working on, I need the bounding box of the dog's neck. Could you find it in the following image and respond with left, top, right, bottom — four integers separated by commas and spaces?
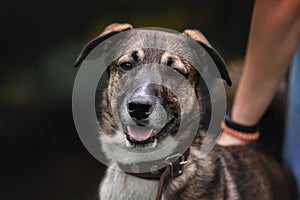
118, 148, 190, 178
117, 148, 190, 200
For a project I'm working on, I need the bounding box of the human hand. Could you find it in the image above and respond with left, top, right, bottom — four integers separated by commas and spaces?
217, 131, 249, 146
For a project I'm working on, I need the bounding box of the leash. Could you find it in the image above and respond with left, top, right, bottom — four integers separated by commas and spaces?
118, 148, 190, 200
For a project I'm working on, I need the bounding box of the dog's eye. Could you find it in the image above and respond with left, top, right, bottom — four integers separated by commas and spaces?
166, 57, 187, 76
119, 62, 133, 72
173, 68, 186, 76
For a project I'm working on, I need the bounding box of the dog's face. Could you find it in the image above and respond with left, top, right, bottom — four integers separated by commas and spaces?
75, 24, 231, 164
107, 48, 198, 148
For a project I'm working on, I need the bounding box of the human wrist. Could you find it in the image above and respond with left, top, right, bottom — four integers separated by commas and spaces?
231, 109, 259, 127
217, 111, 260, 146
226, 111, 259, 133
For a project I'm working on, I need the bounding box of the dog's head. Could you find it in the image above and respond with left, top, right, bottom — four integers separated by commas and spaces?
75, 23, 231, 164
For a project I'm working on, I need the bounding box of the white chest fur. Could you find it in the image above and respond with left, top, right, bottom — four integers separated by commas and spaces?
99, 164, 165, 200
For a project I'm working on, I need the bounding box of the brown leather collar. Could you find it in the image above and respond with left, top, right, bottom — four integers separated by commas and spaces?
118, 148, 190, 200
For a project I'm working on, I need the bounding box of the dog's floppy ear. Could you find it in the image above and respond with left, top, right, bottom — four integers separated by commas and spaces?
183, 29, 232, 86
74, 23, 133, 67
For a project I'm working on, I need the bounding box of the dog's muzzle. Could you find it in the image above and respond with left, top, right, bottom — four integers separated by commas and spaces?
121, 84, 175, 146
125, 86, 158, 143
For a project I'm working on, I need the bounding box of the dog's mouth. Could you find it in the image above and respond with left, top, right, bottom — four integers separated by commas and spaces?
125, 126, 157, 147
127, 126, 154, 142
125, 118, 175, 147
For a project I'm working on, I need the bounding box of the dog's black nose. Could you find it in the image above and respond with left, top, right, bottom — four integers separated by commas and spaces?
128, 98, 155, 120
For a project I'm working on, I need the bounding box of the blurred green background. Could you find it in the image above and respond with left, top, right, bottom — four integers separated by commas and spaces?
1, 0, 254, 199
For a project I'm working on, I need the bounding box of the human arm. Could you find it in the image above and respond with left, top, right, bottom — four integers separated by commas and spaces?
218, 0, 300, 146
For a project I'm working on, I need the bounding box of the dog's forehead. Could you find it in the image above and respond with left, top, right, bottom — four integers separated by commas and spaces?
87, 28, 220, 78
125, 29, 184, 47
110, 29, 198, 59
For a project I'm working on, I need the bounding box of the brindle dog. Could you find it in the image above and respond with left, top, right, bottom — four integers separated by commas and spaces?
75, 23, 298, 200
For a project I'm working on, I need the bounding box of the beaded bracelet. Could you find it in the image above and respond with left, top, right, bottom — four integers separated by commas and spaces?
221, 112, 260, 141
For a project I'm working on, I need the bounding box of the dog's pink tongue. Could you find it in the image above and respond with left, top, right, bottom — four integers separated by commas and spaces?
127, 126, 153, 141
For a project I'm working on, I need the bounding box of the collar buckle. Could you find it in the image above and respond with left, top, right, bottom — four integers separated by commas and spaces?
164, 153, 188, 178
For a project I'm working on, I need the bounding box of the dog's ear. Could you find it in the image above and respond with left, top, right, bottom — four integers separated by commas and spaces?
74, 23, 133, 67
183, 29, 232, 86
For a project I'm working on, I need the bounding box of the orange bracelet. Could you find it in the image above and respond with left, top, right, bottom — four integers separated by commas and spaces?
221, 121, 260, 141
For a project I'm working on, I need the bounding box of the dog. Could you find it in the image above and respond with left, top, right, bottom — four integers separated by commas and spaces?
75, 23, 298, 200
